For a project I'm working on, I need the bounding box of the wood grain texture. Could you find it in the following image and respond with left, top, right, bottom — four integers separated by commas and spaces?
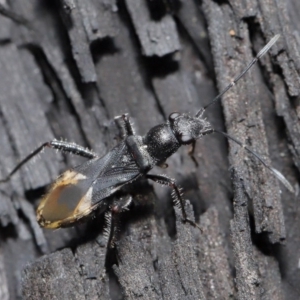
0, 0, 299, 299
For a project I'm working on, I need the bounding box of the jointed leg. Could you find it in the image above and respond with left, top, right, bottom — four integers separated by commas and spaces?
188, 141, 199, 167
104, 196, 133, 249
50, 140, 97, 159
0, 140, 97, 183
114, 114, 135, 137
146, 174, 197, 227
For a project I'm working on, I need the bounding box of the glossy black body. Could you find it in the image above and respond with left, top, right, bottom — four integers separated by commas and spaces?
85, 112, 212, 209
35, 111, 212, 232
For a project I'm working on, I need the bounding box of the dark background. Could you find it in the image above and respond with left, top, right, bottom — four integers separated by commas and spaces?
0, 0, 299, 299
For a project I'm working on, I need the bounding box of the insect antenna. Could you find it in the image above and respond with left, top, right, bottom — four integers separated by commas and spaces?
195, 34, 280, 117
214, 129, 294, 193
0, 143, 49, 183
192, 34, 293, 192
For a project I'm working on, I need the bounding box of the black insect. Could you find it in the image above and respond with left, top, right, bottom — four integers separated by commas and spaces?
0, 34, 293, 248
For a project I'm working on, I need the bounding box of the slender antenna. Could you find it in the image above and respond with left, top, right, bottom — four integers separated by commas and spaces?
196, 34, 280, 117
0, 143, 49, 183
214, 129, 294, 193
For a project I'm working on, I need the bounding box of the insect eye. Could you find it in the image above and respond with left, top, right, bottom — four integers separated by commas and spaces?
169, 112, 180, 122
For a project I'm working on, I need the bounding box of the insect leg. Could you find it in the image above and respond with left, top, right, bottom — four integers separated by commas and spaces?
104, 196, 133, 249
188, 141, 199, 167
49, 140, 97, 159
121, 114, 134, 136
114, 113, 135, 137
146, 174, 197, 227
0, 140, 97, 183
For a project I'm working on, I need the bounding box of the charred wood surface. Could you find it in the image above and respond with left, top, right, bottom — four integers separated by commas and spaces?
0, 0, 299, 299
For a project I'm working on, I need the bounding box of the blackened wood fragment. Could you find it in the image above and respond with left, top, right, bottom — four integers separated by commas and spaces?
230, 168, 260, 299
175, 0, 213, 71
94, 9, 163, 134
0, 249, 9, 300
198, 207, 235, 299
124, 0, 180, 57
156, 203, 206, 299
74, 241, 110, 299
22, 248, 86, 300
75, 0, 119, 42
113, 215, 163, 299
0, 42, 60, 191
0, 0, 298, 299
202, 0, 285, 243
60, 0, 97, 83
253, 247, 284, 300
0, 3, 28, 25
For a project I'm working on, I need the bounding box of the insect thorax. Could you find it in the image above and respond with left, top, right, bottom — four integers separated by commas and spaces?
125, 135, 154, 173
143, 123, 181, 165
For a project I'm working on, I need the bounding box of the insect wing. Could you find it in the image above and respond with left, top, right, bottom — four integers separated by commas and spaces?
37, 142, 140, 228
36, 169, 96, 228
91, 162, 141, 203
90, 141, 142, 205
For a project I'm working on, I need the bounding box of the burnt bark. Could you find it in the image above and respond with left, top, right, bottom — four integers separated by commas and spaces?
0, 0, 299, 299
